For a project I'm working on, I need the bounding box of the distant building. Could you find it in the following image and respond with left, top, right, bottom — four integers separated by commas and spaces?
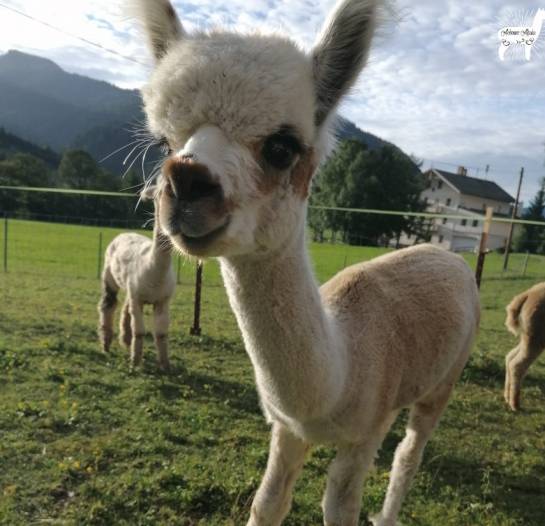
399, 167, 516, 252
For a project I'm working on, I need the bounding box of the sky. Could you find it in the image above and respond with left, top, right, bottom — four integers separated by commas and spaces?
0, 0, 544, 204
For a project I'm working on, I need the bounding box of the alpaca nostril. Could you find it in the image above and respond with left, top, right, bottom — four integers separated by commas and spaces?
164, 157, 221, 203
187, 178, 221, 201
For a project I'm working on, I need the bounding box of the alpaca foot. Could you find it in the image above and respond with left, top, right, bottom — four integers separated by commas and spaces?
158, 358, 171, 373
508, 393, 521, 412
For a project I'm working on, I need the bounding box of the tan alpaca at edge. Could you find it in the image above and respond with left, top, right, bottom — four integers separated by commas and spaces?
128, 0, 481, 524
504, 283, 545, 411
98, 189, 175, 371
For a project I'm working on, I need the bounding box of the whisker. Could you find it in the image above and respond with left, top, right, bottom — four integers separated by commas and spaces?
123, 140, 148, 166
122, 147, 146, 179
99, 139, 142, 164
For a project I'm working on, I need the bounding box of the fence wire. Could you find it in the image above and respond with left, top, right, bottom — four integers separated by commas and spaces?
2, 212, 545, 283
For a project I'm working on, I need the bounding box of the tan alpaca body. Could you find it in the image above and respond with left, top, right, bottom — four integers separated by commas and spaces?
267, 245, 479, 445
504, 282, 545, 411
128, 0, 481, 523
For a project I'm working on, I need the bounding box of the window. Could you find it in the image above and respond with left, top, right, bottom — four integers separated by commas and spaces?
442, 218, 447, 224
438, 181, 443, 189
472, 220, 478, 227
461, 219, 467, 226
446, 198, 452, 206
439, 235, 444, 243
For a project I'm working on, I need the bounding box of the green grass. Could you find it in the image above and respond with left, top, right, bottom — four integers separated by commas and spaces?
1, 219, 544, 525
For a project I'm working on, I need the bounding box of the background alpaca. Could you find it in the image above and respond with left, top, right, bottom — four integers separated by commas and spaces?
504, 282, 545, 411
98, 188, 175, 371
129, 0, 480, 524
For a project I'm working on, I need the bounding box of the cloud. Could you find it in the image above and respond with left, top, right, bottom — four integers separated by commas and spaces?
0, 0, 543, 201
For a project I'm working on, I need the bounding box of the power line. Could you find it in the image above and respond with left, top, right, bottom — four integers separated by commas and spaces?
0, 2, 149, 67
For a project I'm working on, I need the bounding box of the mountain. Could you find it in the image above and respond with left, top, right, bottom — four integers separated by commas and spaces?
0, 50, 143, 173
336, 117, 388, 151
0, 128, 61, 168
0, 50, 416, 176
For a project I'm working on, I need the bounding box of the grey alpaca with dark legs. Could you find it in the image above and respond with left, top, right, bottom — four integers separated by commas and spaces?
97, 189, 176, 371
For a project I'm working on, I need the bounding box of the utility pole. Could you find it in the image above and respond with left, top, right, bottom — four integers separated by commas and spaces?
502, 167, 524, 272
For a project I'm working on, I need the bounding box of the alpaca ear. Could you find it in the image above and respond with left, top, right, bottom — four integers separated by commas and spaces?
312, 0, 380, 126
128, 0, 185, 61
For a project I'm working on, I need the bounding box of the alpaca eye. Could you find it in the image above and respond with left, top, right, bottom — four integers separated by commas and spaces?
262, 130, 302, 170
158, 137, 172, 155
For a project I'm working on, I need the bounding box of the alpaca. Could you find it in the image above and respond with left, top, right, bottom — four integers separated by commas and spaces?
98, 187, 176, 371
504, 282, 545, 411
498, 9, 545, 61
129, 0, 480, 524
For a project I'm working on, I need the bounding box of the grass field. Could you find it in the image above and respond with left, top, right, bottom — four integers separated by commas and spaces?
1, 219, 544, 525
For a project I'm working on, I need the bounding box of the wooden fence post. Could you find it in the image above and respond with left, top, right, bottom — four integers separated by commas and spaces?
475, 207, 494, 289
177, 254, 181, 285
190, 260, 203, 336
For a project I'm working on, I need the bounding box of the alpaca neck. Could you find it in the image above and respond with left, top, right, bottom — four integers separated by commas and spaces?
220, 217, 347, 421
151, 223, 172, 271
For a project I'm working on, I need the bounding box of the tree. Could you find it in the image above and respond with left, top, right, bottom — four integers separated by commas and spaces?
58, 149, 110, 190
515, 177, 545, 254
0, 153, 53, 215
310, 140, 425, 246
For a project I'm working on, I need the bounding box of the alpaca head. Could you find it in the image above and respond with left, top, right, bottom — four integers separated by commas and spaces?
131, 0, 380, 257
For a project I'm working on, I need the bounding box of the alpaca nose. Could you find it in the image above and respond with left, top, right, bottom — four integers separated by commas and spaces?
164, 157, 222, 203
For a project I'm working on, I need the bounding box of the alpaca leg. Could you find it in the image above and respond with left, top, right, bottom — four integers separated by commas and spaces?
506, 340, 543, 411
97, 275, 118, 353
153, 301, 170, 371
119, 299, 132, 348
129, 299, 145, 368
504, 345, 520, 408
322, 413, 397, 526
372, 358, 466, 526
248, 423, 309, 526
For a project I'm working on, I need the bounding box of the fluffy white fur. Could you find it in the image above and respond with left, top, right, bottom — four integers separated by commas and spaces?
128, 0, 481, 524
98, 193, 176, 371
504, 282, 545, 411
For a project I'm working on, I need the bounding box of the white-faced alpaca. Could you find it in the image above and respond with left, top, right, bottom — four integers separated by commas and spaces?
129, 0, 480, 524
98, 189, 176, 371
504, 282, 545, 411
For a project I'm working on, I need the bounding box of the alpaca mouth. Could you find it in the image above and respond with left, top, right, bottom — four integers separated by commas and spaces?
179, 219, 230, 251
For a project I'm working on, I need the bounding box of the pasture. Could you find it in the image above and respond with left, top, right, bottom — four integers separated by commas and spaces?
1, 219, 544, 525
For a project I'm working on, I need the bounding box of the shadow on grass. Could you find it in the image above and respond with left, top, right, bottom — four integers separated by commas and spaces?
462, 355, 545, 393
375, 440, 545, 526
159, 368, 261, 416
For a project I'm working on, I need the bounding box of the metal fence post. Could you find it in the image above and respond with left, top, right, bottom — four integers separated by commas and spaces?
522, 251, 530, 277
3, 214, 7, 273
190, 260, 203, 336
97, 232, 103, 279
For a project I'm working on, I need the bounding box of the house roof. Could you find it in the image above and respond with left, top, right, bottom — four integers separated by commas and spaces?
432, 169, 515, 203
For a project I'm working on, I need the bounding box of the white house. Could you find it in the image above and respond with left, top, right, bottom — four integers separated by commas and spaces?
400, 167, 516, 252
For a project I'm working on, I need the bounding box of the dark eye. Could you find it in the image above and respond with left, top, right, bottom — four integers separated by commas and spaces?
262, 129, 303, 170
158, 137, 172, 155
